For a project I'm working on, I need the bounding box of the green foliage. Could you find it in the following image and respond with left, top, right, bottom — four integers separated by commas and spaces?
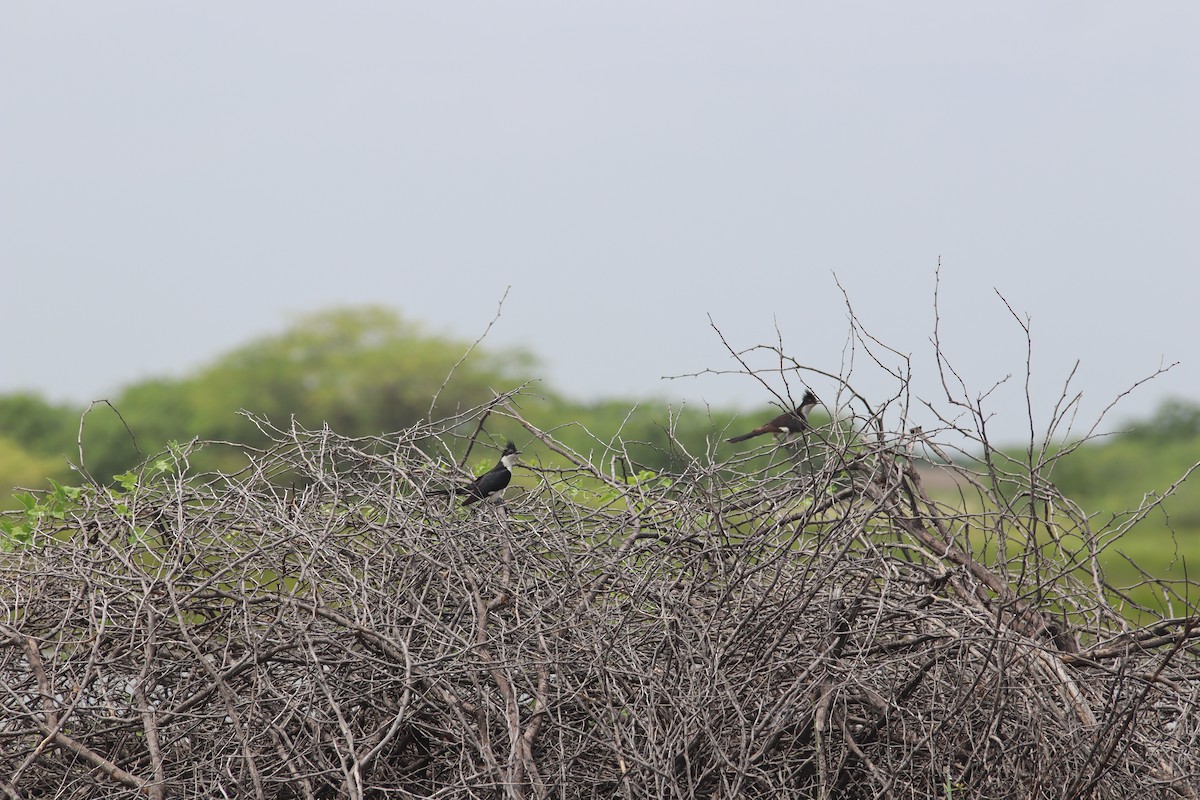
1050, 400, 1200, 530
0, 392, 78, 457
528, 396, 719, 471
0, 478, 83, 550
1038, 399, 1200, 608
1121, 398, 1200, 443
188, 307, 533, 436
0, 436, 72, 509
70, 307, 538, 482
0, 394, 78, 505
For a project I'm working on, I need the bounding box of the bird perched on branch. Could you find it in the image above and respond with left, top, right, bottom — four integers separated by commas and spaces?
431, 441, 521, 506
726, 390, 820, 444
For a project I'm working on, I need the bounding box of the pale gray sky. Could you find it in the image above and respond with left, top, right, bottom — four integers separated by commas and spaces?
2, 3, 1197, 442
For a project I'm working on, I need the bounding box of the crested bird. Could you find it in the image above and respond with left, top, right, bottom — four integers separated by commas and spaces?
431, 441, 521, 506
726, 390, 819, 444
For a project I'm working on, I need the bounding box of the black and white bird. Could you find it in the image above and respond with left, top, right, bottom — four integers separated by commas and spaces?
432, 441, 521, 506
726, 390, 820, 444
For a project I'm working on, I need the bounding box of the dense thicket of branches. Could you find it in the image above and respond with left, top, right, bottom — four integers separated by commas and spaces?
3, 353, 1200, 797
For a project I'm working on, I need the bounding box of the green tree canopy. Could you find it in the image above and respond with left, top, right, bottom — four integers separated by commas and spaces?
1122, 398, 1200, 442
76, 307, 537, 481
0, 393, 78, 458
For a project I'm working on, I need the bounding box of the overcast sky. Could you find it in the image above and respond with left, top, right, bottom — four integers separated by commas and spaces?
2, 3, 1197, 443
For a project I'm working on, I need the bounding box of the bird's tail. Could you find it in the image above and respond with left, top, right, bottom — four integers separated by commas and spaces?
726, 431, 760, 443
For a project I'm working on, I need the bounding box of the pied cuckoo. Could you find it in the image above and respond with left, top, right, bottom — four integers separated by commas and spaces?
726, 390, 819, 444
432, 441, 521, 506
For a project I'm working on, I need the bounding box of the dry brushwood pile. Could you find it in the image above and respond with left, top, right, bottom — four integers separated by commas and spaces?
2, 391, 1199, 799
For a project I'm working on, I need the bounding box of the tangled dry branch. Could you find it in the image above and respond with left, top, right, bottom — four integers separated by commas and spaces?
2, 377, 1199, 798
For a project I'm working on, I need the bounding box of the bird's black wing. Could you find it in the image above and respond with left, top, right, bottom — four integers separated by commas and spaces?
459, 468, 512, 506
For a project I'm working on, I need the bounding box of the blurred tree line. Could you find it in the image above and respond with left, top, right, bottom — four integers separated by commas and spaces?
1047, 399, 1200, 530
0, 307, 727, 506
1, 306, 1197, 528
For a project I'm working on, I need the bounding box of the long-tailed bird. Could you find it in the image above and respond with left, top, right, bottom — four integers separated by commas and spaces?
726, 390, 819, 444
432, 441, 521, 505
